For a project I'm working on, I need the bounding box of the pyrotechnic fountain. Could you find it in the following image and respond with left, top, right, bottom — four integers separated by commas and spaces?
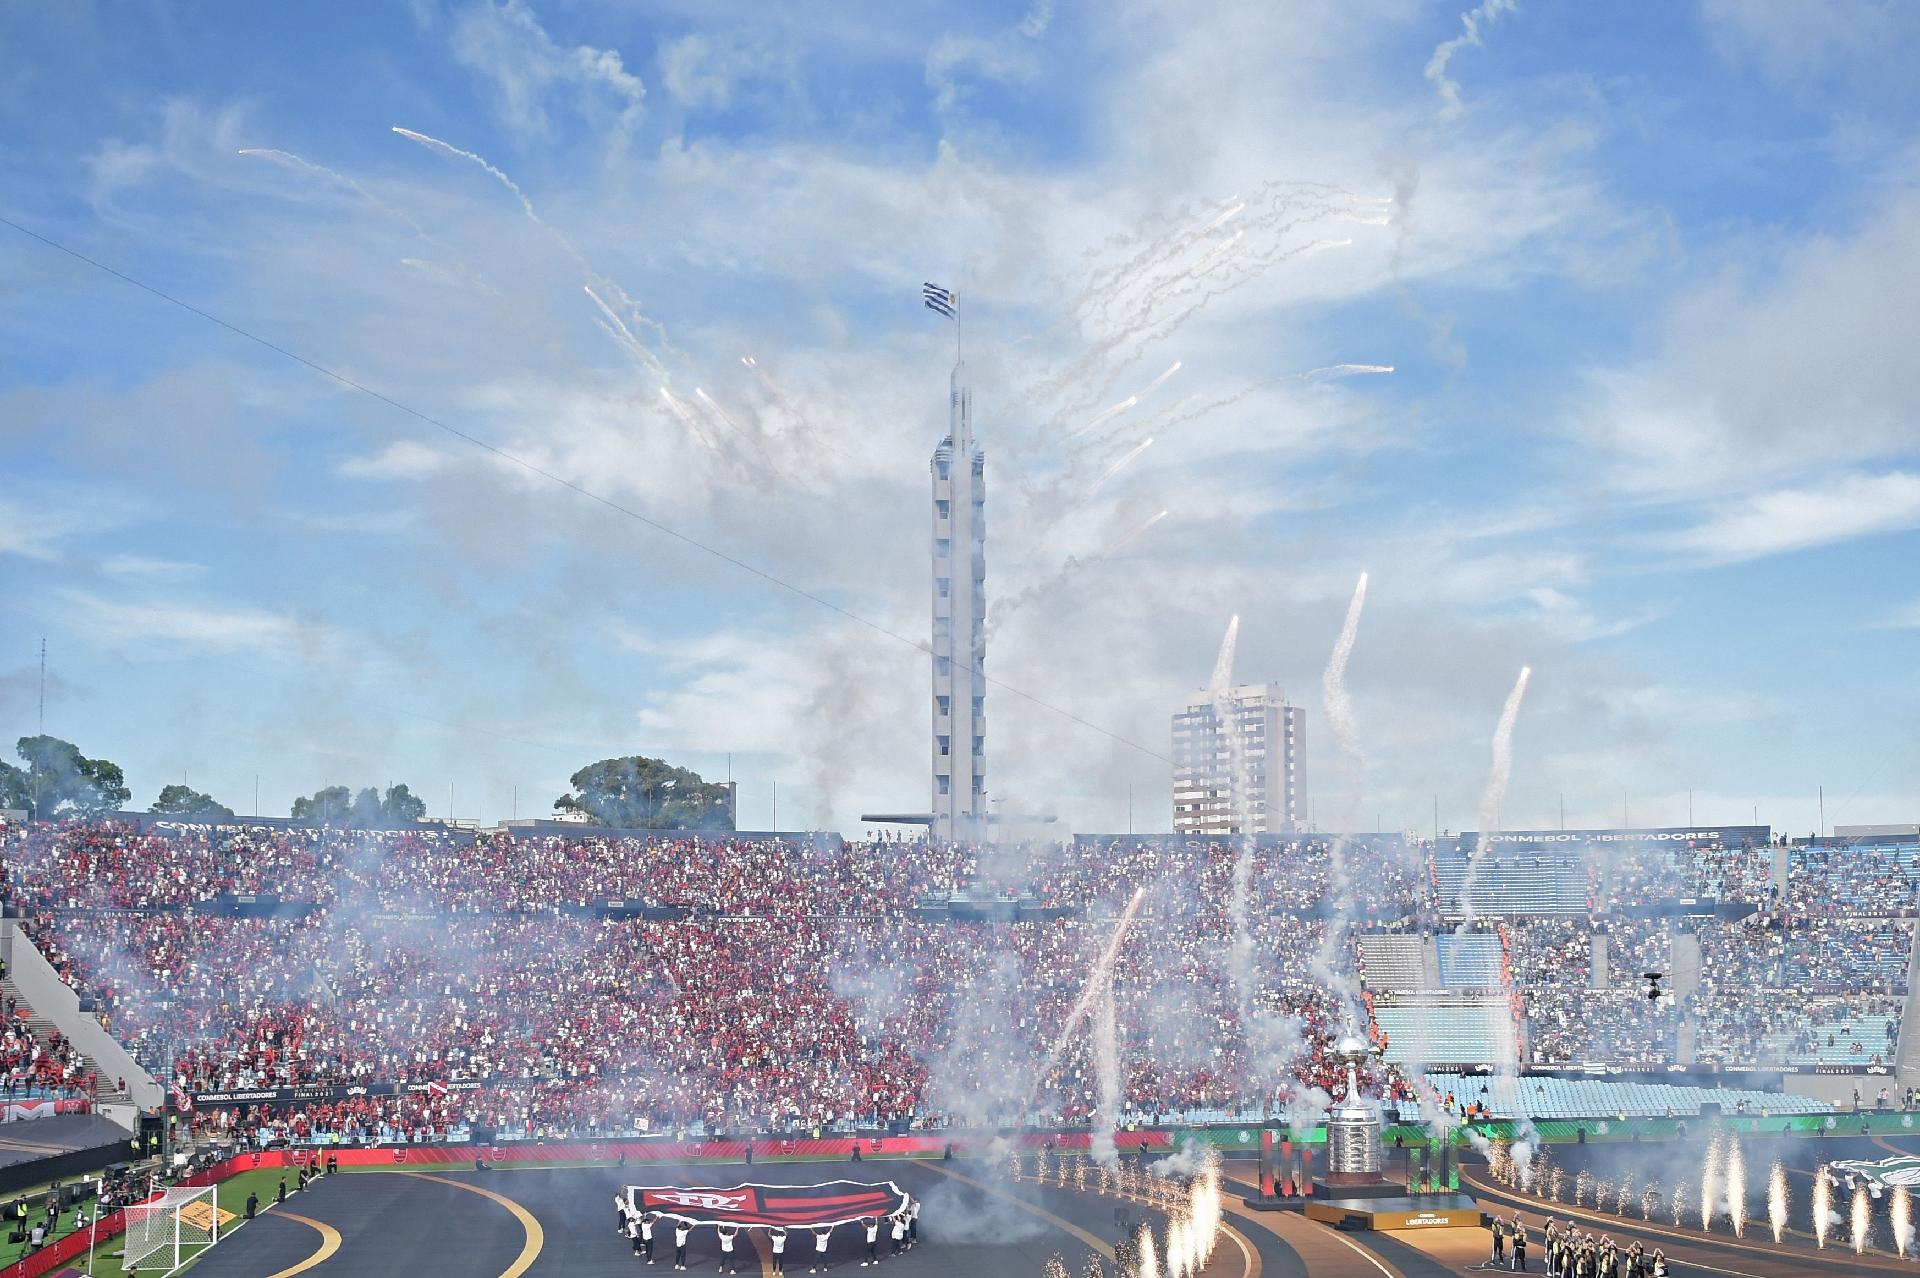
1724, 1137, 1745, 1237
1550, 1167, 1566, 1202
1669, 1181, 1686, 1226
1896, 1184, 1912, 1258
1768, 1160, 1787, 1244
1813, 1166, 1831, 1249
1641, 1182, 1661, 1221
1699, 1135, 1720, 1230
1575, 1170, 1594, 1208
1136, 1224, 1158, 1278
1854, 1182, 1872, 1255
1614, 1173, 1634, 1216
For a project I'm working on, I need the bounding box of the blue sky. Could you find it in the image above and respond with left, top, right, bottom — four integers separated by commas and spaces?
2, 0, 1917, 835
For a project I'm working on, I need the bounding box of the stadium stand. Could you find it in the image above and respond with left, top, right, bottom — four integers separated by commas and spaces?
0, 815, 1884, 1148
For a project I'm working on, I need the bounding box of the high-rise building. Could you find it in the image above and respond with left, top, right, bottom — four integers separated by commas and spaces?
1171, 683, 1304, 835
930, 360, 986, 843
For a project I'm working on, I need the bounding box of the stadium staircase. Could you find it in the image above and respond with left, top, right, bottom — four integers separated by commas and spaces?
1896, 920, 1920, 1089
1671, 923, 1701, 1065
0, 920, 160, 1122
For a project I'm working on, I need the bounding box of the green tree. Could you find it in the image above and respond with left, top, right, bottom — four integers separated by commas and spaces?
0, 761, 28, 811
554, 756, 734, 830
293, 783, 427, 824
290, 785, 352, 822
150, 784, 235, 817
380, 783, 427, 822
11, 736, 130, 817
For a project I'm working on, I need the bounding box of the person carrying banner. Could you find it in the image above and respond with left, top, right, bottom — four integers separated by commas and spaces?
770, 1225, 788, 1274
719, 1225, 741, 1274
640, 1212, 658, 1264
862, 1216, 880, 1265
674, 1219, 692, 1271
811, 1225, 832, 1272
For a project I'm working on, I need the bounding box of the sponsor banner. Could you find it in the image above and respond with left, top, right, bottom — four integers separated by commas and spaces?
190, 1076, 545, 1107
1466, 825, 1771, 848
1, 1099, 87, 1123
629, 1180, 908, 1229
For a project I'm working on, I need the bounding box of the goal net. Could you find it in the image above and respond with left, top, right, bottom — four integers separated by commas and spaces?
122, 1185, 223, 1272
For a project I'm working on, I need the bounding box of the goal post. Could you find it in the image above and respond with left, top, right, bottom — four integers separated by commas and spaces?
122, 1184, 221, 1272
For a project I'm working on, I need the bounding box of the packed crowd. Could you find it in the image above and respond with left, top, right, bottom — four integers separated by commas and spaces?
1788, 840, 1920, 915
0, 816, 1906, 1146
1508, 919, 1677, 1065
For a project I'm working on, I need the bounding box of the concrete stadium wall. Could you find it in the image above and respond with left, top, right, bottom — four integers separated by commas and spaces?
1, 921, 159, 1113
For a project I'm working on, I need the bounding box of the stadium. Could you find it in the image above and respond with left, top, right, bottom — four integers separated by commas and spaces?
6, 3, 1920, 1277
0, 813, 1915, 1276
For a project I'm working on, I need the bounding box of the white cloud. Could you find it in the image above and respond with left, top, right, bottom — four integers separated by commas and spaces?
925, 0, 1055, 113
1699, 0, 1912, 89
0, 498, 67, 561
1522, 587, 1658, 643
1574, 188, 1920, 498
337, 440, 451, 481
56, 590, 345, 661
656, 33, 786, 112
99, 554, 205, 582
448, 0, 644, 144
1663, 471, 1920, 564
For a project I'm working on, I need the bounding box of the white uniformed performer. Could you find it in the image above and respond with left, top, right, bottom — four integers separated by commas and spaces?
770, 1225, 789, 1274
862, 1216, 880, 1266
674, 1220, 692, 1271
719, 1225, 740, 1274
616, 1191, 629, 1236
889, 1212, 906, 1256
628, 1208, 643, 1256
811, 1225, 832, 1273
907, 1199, 919, 1248
641, 1212, 659, 1264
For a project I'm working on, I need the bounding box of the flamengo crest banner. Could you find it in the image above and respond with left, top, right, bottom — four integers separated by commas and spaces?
627, 1181, 908, 1228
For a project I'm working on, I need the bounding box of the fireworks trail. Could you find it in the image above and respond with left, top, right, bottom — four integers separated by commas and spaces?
1143, 361, 1183, 393
391, 126, 548, 229
1321, 571, 1369, 775
1110, 509, 1170, 553
238, 146, 489, 287
1071, 395, 1139, 439
1089, 978, 1122, 1166
1459, 666, 1532, 922
587, 285, 669, 380
1041, 186, 1384, 423
658, 387, 720, 455
1090, 438, 1153, 494
1302, 364, 1395, 382
395, 125, 682, 362
1036, 887, 1147, 1087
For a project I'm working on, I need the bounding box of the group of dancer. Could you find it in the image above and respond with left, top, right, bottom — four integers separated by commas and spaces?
1536, 1219, 1668, 1278
616, 1194, 921, 1272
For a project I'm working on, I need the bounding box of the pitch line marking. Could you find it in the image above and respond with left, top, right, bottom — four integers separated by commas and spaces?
261, 1211, 343, 1278
918, 1161, 1114, 1259
392, 1171, 545, 1278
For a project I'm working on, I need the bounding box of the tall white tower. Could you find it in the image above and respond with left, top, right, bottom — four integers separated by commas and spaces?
930, 360, 986, 843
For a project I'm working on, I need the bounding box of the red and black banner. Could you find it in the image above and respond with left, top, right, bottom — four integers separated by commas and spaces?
626, 1181, 908, 1228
